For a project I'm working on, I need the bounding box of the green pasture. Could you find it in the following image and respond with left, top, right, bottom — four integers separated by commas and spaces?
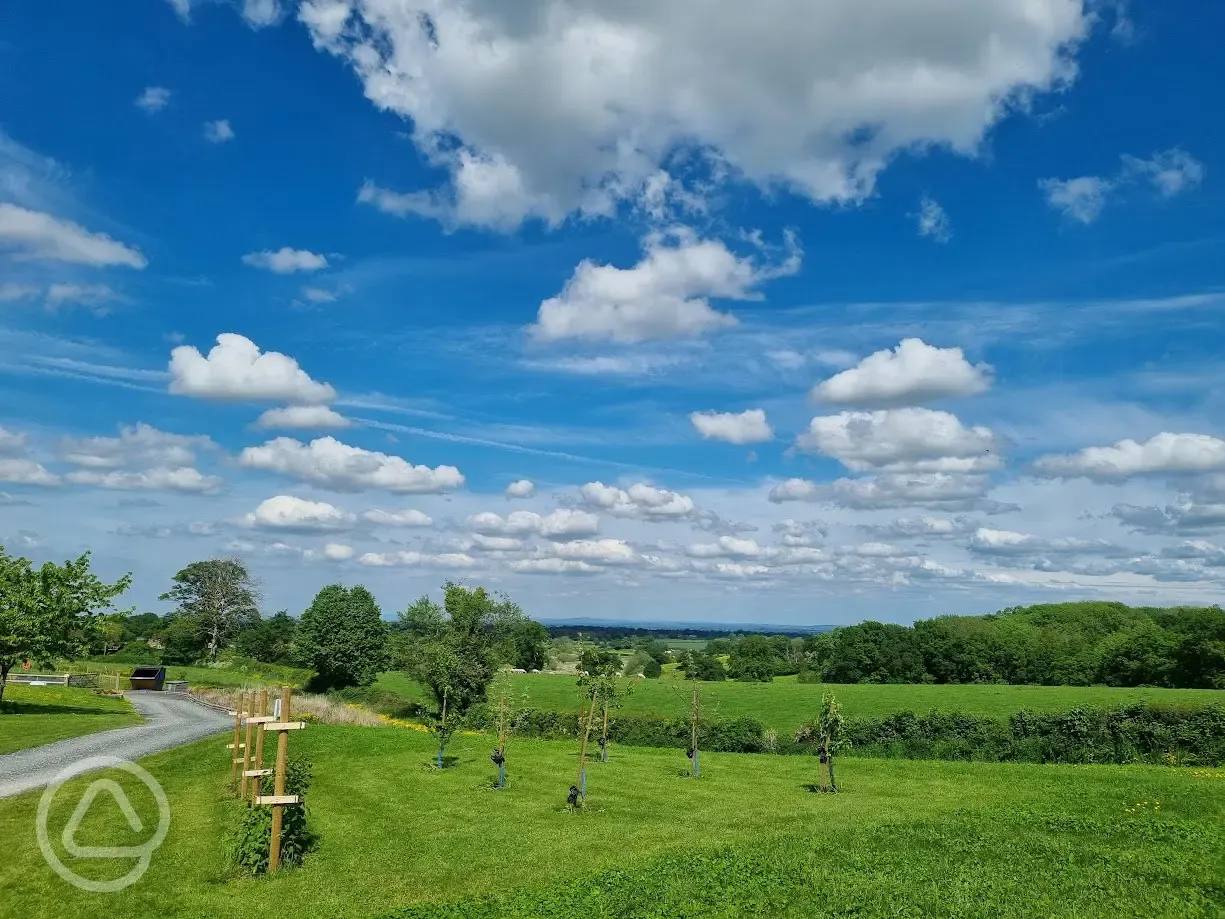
1, 724, 1222, 919
372, 669, 1225, 733
0, 684, 141, 754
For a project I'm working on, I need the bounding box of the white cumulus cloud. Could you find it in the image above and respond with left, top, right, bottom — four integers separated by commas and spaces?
301, 0, 1090, 230
690, 409, 773, 445
169, 333, 336, 404
255, 405, 351, 430
580, 481, 696, 519
530, 227, 799, 343
243, 495, 355, 532
239, 436, 464, 494
797, 408, 999, 473
505, 479, 535, 498
1035, 432, 1225, 480
811, 339, 992, 407
242, 247, 329, 273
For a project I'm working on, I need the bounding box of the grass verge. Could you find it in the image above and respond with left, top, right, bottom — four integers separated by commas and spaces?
0, 684, 142, 755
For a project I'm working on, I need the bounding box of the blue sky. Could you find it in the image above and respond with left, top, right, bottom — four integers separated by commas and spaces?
2, 0, 1224, 626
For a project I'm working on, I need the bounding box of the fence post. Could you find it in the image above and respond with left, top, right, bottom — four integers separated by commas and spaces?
269, 685, 292, 873
240, 691, 255, 799
251, 690, 269, 804
229, 690, 246, 786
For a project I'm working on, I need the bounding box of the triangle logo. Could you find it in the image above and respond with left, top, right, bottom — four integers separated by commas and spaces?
61, 779, 148, 859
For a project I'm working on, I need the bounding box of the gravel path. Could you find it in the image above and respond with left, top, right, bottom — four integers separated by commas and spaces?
0, 691, 232, 799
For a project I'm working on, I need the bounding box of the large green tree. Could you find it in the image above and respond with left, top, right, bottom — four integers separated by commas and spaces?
0, 546, 131, 703
297, 584, 387, 689
159, 557, 260, 660
402, 582, 531, 720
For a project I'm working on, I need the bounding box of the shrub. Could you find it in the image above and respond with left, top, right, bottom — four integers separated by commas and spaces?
789, 703, 1225, 766
228, 758, 317, 876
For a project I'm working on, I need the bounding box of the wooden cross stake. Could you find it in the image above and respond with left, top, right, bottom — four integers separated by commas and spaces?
230, 690, 246, 786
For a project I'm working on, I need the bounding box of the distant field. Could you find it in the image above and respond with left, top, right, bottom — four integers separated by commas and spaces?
373, 669, 1225, 733
0, 684, 141, 754
1, 724, 1222, 919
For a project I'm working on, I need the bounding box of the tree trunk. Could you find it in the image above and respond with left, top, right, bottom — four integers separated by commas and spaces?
0, 661, 9, 705
828, 750, 837, 793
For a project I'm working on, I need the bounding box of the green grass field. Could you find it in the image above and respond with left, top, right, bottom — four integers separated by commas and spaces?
373, 669, 1225, 732
66, 659, 314, 690
1, 724, 1222, 919
0, 684, 141, 754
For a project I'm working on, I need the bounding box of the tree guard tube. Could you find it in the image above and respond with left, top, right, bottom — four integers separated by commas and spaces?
598, 735, 608, 762
490, 748, 506, 788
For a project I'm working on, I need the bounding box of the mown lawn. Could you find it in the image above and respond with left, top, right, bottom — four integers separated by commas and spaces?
0, 684, 141, 754
373, 669, 1225, 732
2, 723, 1222, 919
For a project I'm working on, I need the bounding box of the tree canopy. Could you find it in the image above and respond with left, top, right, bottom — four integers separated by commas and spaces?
297, 584, 388, 690
400, 582, 533, 720
0, 545, 131, 702
159, 557, 260, 660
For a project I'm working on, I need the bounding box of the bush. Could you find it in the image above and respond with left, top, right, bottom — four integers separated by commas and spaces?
228, 758, 317, 876
91, 642, 160, 665
788, 703, 1225, 766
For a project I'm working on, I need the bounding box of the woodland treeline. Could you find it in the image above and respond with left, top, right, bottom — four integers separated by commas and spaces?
676, 602, 1225, 689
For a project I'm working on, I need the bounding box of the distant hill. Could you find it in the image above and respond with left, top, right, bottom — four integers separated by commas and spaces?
539, 617, 834, 639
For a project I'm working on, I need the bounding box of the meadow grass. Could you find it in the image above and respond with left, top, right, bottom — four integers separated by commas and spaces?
372, 669, 1225, 733
0, 684, 141, 754
1, 723, 1221, 919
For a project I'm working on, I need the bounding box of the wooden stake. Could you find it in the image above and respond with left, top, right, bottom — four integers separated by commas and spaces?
251, 690, 268, 804
691, 684, 701, 777
575, 692, 598, 796
601, 700, 609, 762
240, 692, 254, 798
436, 688, 448, 768
269, 685, 291, 874
230, 691, 246, 786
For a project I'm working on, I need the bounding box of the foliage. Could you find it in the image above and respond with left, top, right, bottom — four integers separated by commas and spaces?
790, 703, 1225, 766
682, 651, 727, 681
579, 647, 622, 676
0, 545, 131, 703
726, 635, 776, 682
401, 583, 534, 721
120, 611, 162, 642
91, 640, 161, 665
227, 758, 316, 876
159, 558, 260, 661
510, 619, 549, 671
642, 658, 662, 679
811, 622, 927, 683
159, 613, 208, 665
298, 584, 387, 690
804, 602, 1225, 689
235, 611, 299, 664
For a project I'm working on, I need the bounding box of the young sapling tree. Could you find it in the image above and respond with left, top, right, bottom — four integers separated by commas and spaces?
489, 686, 522, 788
815, 694, 848, 792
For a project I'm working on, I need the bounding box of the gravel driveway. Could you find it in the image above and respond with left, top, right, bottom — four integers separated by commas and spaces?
0, 691, 232, 799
